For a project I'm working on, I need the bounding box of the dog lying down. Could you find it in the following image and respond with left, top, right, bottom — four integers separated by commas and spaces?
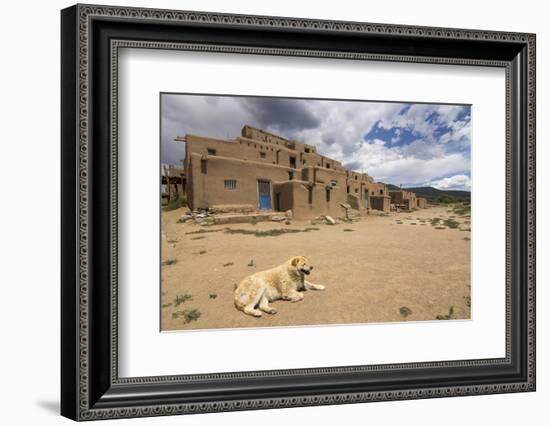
234, 256, 325, 317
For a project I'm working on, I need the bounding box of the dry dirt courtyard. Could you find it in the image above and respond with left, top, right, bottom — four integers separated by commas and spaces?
160, 205, 471, 331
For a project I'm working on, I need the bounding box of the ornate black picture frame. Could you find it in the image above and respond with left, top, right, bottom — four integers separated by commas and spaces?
61, 4, 536, 421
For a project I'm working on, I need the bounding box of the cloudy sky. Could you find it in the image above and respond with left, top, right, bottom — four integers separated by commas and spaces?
161, 94, 471, 190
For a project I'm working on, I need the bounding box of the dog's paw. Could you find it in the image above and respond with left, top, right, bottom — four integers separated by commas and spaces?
266, 308, 277, 315
317, 285, 326, 290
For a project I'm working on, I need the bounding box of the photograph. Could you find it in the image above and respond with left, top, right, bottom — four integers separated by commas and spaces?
160, 94, 473, 331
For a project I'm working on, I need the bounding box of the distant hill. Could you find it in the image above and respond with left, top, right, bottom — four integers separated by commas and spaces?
382, 184, 470, 203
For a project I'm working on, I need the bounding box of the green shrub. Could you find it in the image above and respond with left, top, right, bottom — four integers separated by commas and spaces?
164, 194, 187, 211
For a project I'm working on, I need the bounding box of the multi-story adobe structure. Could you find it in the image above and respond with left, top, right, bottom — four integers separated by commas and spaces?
176, 125, 391, 220
389, 189, 418, 211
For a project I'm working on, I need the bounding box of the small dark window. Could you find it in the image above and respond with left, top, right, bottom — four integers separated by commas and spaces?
380, 189, 384, 195
289, 156, 296, 169
207, 149, 216, 156
326, 189, 330, 203
260, 152, 266, 159
355, 188, 359, 193
288, 172, 294, 180
200, 158, 207, 174
355, 175, 358, 180
326, 164, 330, 169
224, 180, 237, 190
347, 186, 350, 194
305, 148, 310, 153
308, 187, 313, 204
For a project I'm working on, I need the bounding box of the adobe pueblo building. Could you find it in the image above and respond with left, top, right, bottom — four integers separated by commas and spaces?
389, 189, 418, 211
176, 125, 393, 220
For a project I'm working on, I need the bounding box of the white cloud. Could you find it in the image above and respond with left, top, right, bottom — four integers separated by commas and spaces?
425, 174, 471, 191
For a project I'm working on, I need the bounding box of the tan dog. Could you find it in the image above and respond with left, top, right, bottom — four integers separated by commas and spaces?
234, 256, 325, 317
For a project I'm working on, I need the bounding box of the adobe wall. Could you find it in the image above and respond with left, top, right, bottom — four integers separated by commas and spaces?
279, 181, 348, 219
366, 182, 389, 197
416, 197, 427, 208
370, 195, 391, 212
186, 153, 291, 210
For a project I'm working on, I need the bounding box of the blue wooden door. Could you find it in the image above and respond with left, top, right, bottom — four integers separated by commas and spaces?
258, 180, 272, 209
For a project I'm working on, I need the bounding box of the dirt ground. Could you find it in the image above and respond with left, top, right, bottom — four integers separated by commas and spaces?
160, 205, 471, 331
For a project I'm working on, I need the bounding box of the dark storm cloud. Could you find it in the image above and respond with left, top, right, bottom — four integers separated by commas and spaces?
237, 97, 321, 132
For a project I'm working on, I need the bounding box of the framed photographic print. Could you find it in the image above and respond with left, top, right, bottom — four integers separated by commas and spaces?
61, 4, 536, 421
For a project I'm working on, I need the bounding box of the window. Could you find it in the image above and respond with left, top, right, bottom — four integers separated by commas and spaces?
289, 156, 296, 169
380, 189, 384, 195
305, 148, 310, 153
224, 180, 237, 190
308, 187, 313, 204
326, 189, 331, 202
347, 186, 350, 194
260, 152, 266, 159
200, 158, 207, 174
288, 171, 294, 180
355, 188, 359, 193
330, 180, 338, 187
326, 163, 330, 169
355, 175, 358, 180
207, 149, 216, 156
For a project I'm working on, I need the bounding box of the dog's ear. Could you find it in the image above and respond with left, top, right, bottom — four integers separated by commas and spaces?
291, 257, 300, 266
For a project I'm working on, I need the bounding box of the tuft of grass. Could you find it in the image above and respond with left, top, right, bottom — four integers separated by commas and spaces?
461, 228, 471, 232
410, 222, 417, 225
223, 262, 234, 267
399, 306, 412, 318
430, 217, 441, 226
436, 306, 455, 320
198, 250, 207, 255
247, 259, 255, 267
343, 228, 354, 232
464, 296, 471, 308
185, 228, 223, 235
396, 221, 403, 224
172, 308, 201, 323
209, 294, 217, 299
174, 293, 193, 306
435, 226, 446, 230
463, 236, 471, 241
162, 303, 172, 308
162, 258, 177, 266
443, 218, 460, 229
190, 236, 205, 240
452, 203, 471, 216
166, 238, 178, 243
164, 194, 187, 212
224, 227, 320, 237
